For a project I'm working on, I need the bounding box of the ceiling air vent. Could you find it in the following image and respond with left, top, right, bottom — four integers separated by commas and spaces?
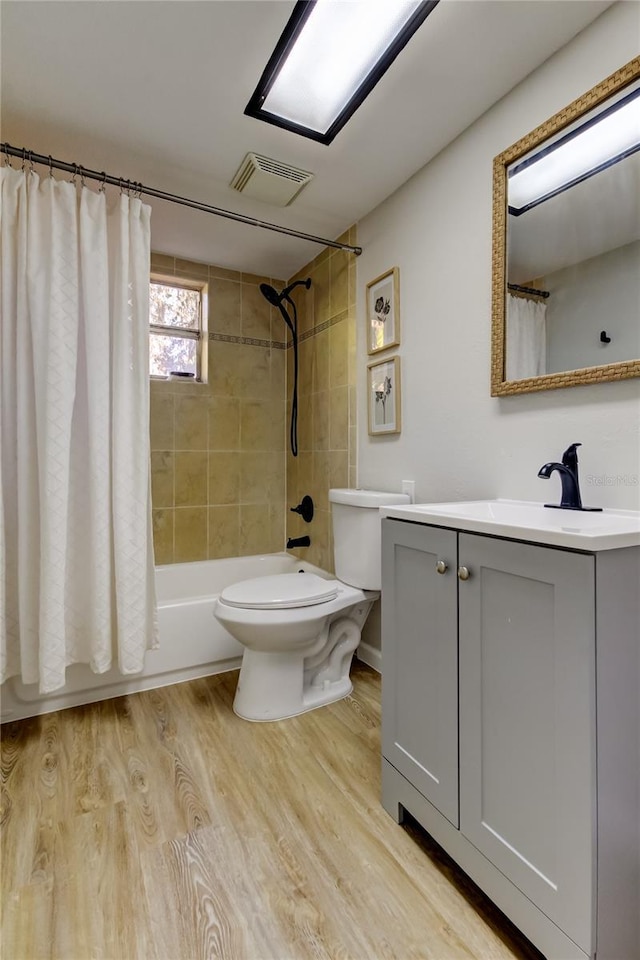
230, 153, 314, 206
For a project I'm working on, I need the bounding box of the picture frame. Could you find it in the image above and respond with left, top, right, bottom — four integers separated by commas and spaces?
367, 356, 401, 436
366, 267, 400, 355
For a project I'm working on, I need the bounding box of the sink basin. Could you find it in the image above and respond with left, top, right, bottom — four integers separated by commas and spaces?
380, 499, 640, 550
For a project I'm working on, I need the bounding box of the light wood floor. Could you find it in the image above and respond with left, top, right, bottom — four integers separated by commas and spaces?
1, 661, 544, 960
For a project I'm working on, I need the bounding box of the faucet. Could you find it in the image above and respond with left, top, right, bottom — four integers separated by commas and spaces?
287, 535, 310, 549
537, 443, 601, 511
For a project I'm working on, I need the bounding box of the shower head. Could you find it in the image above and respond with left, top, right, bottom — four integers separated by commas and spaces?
259, 278, 312, 307
259, 282, 282, 306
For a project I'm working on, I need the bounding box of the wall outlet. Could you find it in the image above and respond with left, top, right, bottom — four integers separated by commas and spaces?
401, 480, 415, 503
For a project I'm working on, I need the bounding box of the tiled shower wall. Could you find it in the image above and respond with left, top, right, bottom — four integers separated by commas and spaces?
149, 228, 357, 568
149, 254, 287, 564
285, 228, 358, 573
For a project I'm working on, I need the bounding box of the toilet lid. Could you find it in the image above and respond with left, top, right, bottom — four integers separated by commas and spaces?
220, 573, 338, 610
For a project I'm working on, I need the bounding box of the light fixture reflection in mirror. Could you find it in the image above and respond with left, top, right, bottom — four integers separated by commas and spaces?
491, 56, 640, 396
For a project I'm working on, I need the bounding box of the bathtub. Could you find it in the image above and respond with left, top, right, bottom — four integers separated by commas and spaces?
1, 552, 322, 723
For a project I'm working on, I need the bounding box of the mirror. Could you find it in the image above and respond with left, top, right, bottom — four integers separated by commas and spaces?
491, 56, 640, 396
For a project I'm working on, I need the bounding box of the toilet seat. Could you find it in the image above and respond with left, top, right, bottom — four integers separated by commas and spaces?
220, 573, 338, 610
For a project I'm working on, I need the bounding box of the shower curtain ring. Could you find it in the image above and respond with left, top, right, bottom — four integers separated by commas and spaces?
28, 151, 35, 175
21, 148, 27, 171
78, 164, 86, 188
99, 171, 107, 193
48, 155, 54, 178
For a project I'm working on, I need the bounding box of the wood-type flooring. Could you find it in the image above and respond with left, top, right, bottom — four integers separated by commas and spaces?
1, 661, 543, 960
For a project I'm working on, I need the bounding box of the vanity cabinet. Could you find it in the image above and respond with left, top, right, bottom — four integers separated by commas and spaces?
381, 517, 639, 960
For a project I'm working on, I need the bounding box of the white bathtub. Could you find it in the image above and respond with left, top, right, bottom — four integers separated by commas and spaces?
1, 553, 321, 722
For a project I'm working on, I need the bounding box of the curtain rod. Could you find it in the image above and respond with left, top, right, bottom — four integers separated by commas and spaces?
508, 282, 550, 299
1, 142, 363, 256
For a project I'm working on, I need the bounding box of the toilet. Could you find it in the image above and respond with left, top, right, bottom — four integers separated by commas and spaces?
214, 488, 410, 721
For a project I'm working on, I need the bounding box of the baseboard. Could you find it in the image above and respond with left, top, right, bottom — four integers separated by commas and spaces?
356, 642, 381, 673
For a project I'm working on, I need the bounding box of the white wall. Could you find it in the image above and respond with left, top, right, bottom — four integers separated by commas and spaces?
356, 2, 640, 515
545, 241, 640, 374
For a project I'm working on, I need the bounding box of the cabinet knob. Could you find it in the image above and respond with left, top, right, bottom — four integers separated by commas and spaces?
457, 566, 471, 581
436, 560, 448, 574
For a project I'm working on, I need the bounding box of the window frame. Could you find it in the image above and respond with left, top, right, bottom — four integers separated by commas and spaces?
149, 273, 208, 382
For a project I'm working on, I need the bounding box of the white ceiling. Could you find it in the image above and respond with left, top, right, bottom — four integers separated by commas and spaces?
1, 0, 614, 278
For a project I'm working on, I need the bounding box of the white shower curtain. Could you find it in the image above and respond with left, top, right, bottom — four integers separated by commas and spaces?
505, 293, 547, 380
0, 166, 157, 693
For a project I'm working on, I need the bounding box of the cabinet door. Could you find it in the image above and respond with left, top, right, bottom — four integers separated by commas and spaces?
458, 533, 595, 953
381, 520, 459, 826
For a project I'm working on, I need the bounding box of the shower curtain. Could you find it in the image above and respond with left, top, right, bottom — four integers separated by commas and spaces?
0, 166, 157, 694
505, 293, 547, 380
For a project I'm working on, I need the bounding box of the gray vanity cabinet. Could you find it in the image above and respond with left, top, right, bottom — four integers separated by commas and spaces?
380, 521, 459, 827
457, 533, 594, 951
381, 517, 640, 960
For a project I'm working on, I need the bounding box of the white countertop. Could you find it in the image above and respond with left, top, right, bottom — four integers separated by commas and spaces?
380, 499, 640, 551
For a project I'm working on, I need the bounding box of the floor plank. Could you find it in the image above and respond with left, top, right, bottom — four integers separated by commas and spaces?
1, 662, 543, 960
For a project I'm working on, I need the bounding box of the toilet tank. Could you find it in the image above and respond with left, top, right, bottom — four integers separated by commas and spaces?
329, 488, 410, 590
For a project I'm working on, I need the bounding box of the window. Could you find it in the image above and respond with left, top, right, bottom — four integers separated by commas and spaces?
149, 275, 208, 380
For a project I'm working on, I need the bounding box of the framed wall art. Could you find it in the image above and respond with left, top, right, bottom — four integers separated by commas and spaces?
366, 267, 400, 354
367, 355, 401, 436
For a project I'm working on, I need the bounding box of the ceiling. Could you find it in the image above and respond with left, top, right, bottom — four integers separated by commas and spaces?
1, 0, 614, 278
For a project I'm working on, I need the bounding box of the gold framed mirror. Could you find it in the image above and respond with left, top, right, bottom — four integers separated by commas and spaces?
491, 56, 640, 396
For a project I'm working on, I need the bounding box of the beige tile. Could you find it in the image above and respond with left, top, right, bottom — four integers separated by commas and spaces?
239, 450, 266, 504
241, 282, 271, 340
207, 340, 242, 397
174, 396, 208, 451
286, 452, 297, 508
152, 509, 174, 564
349, 384, 357, 427
329, 318, 348, 389
312, 451, 330, 512
297, 394, 313, 453
312, 391, 329, 451
330, 250, 349, 317
209, 278, 241, 337
312, 258, 331, 327
150, 394, 174, 451
349, 425, 358, 467
269, 346, 286, 403
208, 451, 240, 505
208, 505, 240, 560
174, 451, 208, 507
348, 259, 357, 311
347, 319, 357, 385
335, 229, 351, 246
151, 451, 174, 509
239, 504, 272, 556
150, 252, 176, 274
209, 264, 241, 282
208, 397, 240, 450
241, 272, 270, 286
329, 450, 349, 491
236, 344, 271, 400
240, 400, 278, 452
310, 508, 331, 573
298, 339, 313, 398
292, 283, 313, 337
174, 507, 207, 562
329, 385, 349, 451
313, 329, 330, 394
349, 466, 358, 490
296, 452, 313, 505
270, 502, 286, 552
175, 258, 209, 279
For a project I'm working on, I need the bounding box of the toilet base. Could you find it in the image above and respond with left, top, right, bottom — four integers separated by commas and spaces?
232, 613, 367, 721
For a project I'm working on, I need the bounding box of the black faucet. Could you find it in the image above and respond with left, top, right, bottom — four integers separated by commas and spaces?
537, 443, 602, 512
287, 535, 310, 549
